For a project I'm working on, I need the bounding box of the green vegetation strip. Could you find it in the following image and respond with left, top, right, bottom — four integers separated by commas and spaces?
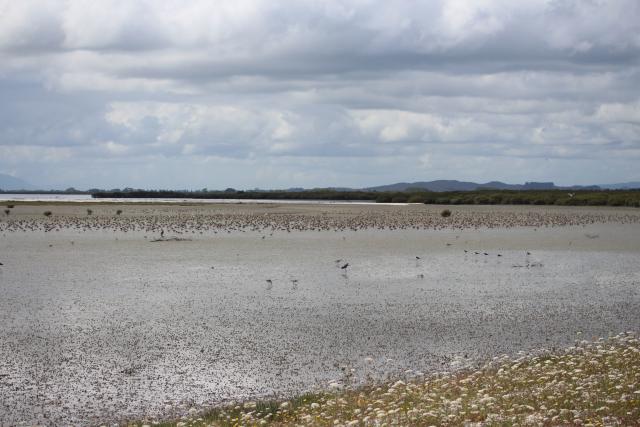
133, 333, 639, 426
92, 189, 640, 207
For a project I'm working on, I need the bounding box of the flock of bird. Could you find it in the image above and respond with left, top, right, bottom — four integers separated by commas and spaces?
1, 205, 632, 277
1, 206, 638, 235
260, 247, 542, 293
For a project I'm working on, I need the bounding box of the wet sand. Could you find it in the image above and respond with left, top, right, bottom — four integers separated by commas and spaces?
1, 203, 639, 425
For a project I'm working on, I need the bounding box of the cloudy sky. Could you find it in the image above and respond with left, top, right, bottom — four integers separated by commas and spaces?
1, 0, 639, 189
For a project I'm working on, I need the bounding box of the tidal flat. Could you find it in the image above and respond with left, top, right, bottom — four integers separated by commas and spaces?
0, 203, 639, 425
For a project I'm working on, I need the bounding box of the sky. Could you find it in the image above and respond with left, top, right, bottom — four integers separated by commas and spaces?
0, 0, 639, 190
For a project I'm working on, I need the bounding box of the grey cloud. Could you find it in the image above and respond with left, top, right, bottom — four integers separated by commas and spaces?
0, 0, 639, 189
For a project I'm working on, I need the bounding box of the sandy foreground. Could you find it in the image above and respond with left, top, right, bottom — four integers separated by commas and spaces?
0, 203, 639, 425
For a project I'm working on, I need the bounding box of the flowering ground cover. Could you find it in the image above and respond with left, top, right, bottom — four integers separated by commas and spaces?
137, 333, 639, 426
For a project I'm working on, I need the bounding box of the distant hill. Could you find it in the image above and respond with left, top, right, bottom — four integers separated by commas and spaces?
0, 173, 36, 191
599, 182, 640, 190
364, 180, 601, 192
366, 180, 482, 192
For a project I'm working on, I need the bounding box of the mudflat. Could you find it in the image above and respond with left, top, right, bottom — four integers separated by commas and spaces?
1, 203, 639, 425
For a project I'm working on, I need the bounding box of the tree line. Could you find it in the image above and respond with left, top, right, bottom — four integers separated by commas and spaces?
91, 189, 640, 207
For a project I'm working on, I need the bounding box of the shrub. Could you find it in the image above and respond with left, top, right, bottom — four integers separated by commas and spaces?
116, 209, 123, 215
407, 194, 426, 203
376, 194, 393, 203
489, 195, 503, 204
43, 211, 52, 217
508, 196, 525, 204
607, 196, 627, 207
86, 209, 93, 215
440, 209, 452, 218
474, 196, 491, 204
586, 197, 607, 206
422, 197, 437, 204
391, 194, 408, 203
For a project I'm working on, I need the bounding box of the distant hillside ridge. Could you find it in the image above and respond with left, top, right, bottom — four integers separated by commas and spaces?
364, 180, 601, 192
0, 173, 36, 191
599, 182, 640, 190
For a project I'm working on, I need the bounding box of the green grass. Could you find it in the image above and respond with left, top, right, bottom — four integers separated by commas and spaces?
129, 333, 640, 426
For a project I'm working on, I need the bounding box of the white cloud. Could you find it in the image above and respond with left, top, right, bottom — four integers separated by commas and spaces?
0, 0, 639, 188
596, 101, 640, 124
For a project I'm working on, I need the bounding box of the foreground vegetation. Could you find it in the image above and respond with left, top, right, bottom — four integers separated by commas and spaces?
133, 333, 639, 426
91, 189, 640, 207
